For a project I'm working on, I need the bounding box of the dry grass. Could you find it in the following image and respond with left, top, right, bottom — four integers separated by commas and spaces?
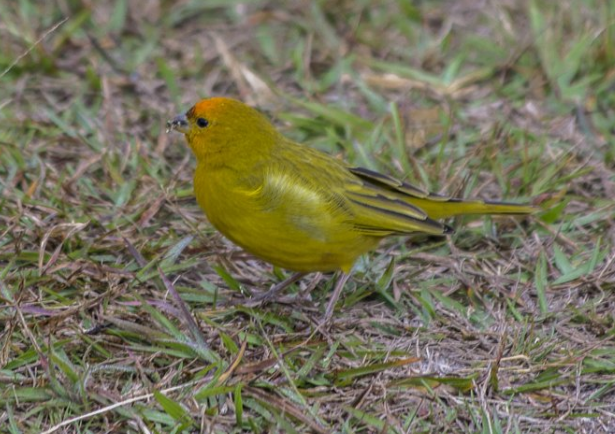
1, 0, 614, 433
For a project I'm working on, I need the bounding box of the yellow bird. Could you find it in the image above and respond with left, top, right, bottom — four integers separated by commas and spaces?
168, 97, 534, 323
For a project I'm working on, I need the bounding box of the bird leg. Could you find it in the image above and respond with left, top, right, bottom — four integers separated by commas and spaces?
247, 272, 306, 304
322, 272, 351, 325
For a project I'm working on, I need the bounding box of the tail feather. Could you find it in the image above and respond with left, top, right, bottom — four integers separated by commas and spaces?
406, 196, 537, 220
348, 166, 536, 221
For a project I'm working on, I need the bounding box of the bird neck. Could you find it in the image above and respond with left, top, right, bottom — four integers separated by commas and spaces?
191, 128, 278, 173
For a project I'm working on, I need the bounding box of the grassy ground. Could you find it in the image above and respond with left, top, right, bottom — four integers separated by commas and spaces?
1, 0, 614, 432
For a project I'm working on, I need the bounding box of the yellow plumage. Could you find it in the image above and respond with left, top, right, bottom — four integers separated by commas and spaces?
167, 97, 534, 318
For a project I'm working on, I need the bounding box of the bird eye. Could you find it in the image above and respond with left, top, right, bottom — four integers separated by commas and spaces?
196, 117, 209, 128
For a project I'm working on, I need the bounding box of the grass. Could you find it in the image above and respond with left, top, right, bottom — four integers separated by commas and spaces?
1, 0, 614, 432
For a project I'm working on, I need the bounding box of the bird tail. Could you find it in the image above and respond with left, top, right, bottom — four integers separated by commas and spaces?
347, 167, 536, 221
406, 196, 537, 220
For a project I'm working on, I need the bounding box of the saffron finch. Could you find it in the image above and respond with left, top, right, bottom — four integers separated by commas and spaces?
167, 97, 534, 322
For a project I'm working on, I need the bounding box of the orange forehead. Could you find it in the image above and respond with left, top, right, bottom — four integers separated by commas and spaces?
187, 97, 241, 119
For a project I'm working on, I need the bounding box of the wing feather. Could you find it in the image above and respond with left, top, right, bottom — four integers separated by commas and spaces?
273, 142, 453, 236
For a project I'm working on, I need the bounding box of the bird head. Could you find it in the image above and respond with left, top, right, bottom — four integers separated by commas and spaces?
167, 97, 279, 162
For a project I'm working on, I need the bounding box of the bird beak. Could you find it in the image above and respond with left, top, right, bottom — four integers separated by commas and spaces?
166, 113, 189, 134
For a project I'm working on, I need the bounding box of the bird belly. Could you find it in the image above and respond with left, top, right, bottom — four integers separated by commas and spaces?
229, 226, 373, 273
194, 168, 378, 272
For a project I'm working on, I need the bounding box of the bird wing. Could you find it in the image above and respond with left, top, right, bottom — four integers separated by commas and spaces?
342, 170, 452, 236
271, 142, 452, 237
